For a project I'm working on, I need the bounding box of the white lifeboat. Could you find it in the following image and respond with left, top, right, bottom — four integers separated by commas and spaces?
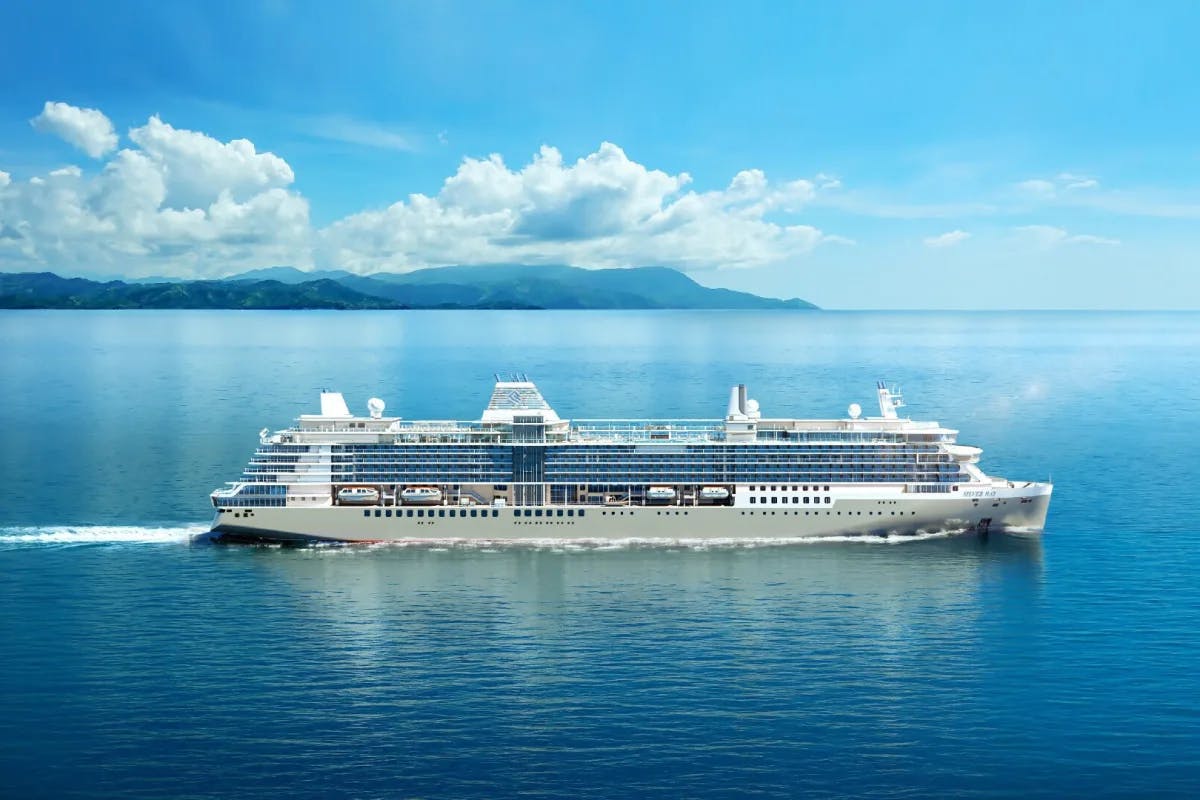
699, 486, 730, 501
400, 486, 443, 505
337, 486, 380, 505
646, 486, 676, 502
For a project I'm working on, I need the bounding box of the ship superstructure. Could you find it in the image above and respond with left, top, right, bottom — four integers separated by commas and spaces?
209, 376, 1052, 543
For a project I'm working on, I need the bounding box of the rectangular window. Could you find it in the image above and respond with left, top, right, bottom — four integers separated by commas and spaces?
374, 510, 381, 517
579, 509, 585, 517
824, 497, 831, 504
557, 509, 564, 517
407, 509, 413, 517
568, 509, 575, 517
417, 509, 425, 517
535, 509, 543, 517
771, 497, 778, 504
492, 510, 499, 517
363, 510, 370, 517
438, 510, 446, 518
449, 510, 456, 517
470, 509, 477, 518
804, 497, 810, 504
385, 509, 392, 517
750, 497, 757, 504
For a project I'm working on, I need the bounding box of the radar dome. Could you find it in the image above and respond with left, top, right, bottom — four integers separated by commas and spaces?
745, 398, 760, 416
848, 403, 862, 419
367, 397, 386, 418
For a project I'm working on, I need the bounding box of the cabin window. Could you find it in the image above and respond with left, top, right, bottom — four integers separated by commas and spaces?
363, 510, 370, 517
535, 509, 543, 517
825, 497, 831, 504
492, 510, 499, 518
524, 509, 533, 517
407, 510, 413, 517
750, 497, 756, 504
448, 510, 456, 517
417, 510, 425, 517
385, 510, 392, 517
438, 510, 446, 518
374, 510, 381, 517
557, 509, 564, 517
771, 497, 778, 504
579, 510, 585, 517
568, 509, 575, 517
470, 509, 477, 518
803, 497, 810, 504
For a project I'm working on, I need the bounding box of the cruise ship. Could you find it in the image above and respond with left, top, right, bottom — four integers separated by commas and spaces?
209, 376, 1052, 544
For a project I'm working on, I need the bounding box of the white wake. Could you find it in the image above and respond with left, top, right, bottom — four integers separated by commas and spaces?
0, 525, 207, 547
335, 528, 970, 552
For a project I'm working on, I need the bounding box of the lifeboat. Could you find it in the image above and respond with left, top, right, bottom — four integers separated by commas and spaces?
646, 486, 676, 502
699, 486, 731, 501
400, 486, 443, 505
337, 486, 380, 505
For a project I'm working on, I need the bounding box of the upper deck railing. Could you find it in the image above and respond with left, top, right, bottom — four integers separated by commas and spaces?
281, 415, 954, 446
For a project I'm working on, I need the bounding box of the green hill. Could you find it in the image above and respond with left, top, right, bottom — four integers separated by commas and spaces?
0, 265, 819, 310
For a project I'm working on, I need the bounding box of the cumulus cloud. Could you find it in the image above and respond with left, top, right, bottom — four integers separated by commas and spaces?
30, 101, 118, 158
1015, 225, 1119, 247
4, 108, 309, 275
4, 102, 842, 278
924, 229, 971, 248
318, 142, 835, 273
129, 116, 294, 208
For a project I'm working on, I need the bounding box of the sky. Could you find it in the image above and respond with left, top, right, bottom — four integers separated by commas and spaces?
1, 0, 1199, 309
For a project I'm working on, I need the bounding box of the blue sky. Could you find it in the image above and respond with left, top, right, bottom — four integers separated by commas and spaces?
1, 1, 1199, 308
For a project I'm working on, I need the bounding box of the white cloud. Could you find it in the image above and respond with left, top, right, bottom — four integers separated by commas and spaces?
1015, 225, 1119, 247
319, 143, 837, 273
1017, 173, 1100, 199
1058, 173, 1099, 191
3, 102, 843, 278
924, 229, 971, 248
306, 114, 417, 152
129, 115, 294, 208
30, 101, 118, 158
1, 108, 309, 276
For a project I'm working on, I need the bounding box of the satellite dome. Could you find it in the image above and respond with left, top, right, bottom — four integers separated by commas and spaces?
367, 397, 386, 418
848, 403, 862, 419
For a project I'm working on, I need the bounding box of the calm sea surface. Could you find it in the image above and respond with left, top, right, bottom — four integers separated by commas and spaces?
1, 310, 1198, 798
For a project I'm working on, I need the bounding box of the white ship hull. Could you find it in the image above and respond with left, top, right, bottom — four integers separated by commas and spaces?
211, 483, 1052, 545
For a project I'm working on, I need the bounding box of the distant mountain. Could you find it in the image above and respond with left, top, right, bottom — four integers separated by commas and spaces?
1, 265, 818, 310
348, 264, 816, 309
224, 266, 357, 284
0, 273, 404, 310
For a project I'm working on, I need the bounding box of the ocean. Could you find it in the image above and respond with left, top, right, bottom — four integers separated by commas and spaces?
1, 309, 1197, 798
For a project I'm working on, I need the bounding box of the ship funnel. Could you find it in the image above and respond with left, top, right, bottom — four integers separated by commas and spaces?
738, 384, 748, 414
727, 386, 742, 418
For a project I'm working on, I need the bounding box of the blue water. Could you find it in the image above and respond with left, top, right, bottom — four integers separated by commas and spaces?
1, 310, 1198, 798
